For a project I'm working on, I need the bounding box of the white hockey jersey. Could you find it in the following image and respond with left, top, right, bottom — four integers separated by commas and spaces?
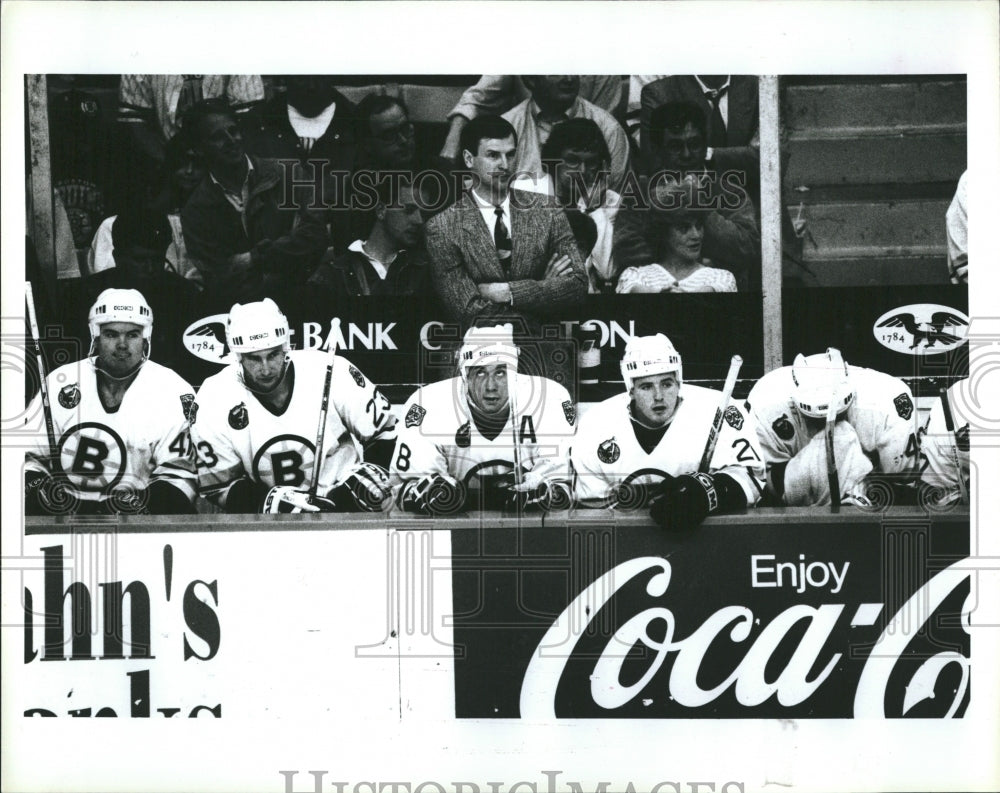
391, 374, 576, 508
25, 358, 198, 503
921, 380, 970, 503
571, 385, 765, 507
194, 350, 396, 506
747, 364, 919, 483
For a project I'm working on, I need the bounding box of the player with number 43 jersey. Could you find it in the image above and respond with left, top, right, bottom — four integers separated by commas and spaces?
572, 334, 765, 529
194, 299, 397, 513
24, 288, 198, 515
392, 324, 576, 513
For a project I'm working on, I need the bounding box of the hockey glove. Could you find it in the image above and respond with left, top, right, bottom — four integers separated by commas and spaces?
24, 471, 78, 516
505, 468, 573, 513
263, 486, 336, 514
328, 462, 393, 512
105, 485, 151, 515
399, 473, 464, 515
649, 472, 746, 533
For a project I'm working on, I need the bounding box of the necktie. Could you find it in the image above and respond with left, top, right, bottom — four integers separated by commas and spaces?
704, 85, 729, 149
494, 206, 512, 270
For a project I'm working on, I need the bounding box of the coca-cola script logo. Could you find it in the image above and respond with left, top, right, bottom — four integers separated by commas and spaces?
518, 557, 970, 719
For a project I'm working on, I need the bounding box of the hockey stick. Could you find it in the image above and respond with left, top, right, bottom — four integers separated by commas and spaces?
508, 363, 523, 488
308, 332, 338, 501
698, 355, 742, 473
25, 281, 57, 458
825, 348, 844, 513
939, 386, 969, 505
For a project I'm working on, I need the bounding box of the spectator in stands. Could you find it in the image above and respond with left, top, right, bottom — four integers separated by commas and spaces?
79, 209, 200, 371
945, 170, 967, 284
181, 99, 329, 306
635, 76, 760, 178
440, 76, 625, 162
500, 77, 630, 192
613, 100, 760, 291
243, 76, 358, 253
118, 75, 263, 187
355, 94, 418, 171
511, 118, 621, 293
616, 181, 737, 293
425, 115, 585, 390
426, 114, 586, 326
308, 177, 428, 298
88, 132, 206, 283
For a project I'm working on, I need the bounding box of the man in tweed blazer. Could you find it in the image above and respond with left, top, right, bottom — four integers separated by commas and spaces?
425, 115, 587, 330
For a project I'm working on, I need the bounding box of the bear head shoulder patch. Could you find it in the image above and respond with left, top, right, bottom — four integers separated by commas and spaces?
405, 404, 426, 428
894, 392, 914, 421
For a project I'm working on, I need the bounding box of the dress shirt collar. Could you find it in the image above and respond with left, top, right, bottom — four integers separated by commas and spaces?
529, 96, 582, 123
209, 155, 254, 212
693, 75, 731, 97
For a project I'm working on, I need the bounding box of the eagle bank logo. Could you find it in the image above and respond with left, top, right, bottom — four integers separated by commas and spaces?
183, 314, 233, 363
518, 557, 971, 719
874, 304, 969, 355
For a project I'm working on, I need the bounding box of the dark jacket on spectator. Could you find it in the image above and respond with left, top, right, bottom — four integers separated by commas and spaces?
181, 156, 329, 304
242, 93, 358, 253
308, 247, 429, 298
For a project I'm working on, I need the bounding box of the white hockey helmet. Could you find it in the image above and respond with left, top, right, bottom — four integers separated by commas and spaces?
88, 288, 153, 355
459, 324, 518, 379
226, 299, 290, 356
620, 333, 682, 390
791, 348, 855, 419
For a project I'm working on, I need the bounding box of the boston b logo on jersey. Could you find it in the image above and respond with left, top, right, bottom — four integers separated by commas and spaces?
405, 404, 426, 428
229, 402, 249, 430
724, 405, 743, 431
597, 438, 620, 464
773, 414, 795, 441
180, 393, 198, 425
349, 365, 366, 388
894, 392, 914, 420
58, 383, 81, 409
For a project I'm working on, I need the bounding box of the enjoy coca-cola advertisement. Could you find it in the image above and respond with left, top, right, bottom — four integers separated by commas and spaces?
451, 511, 970, 718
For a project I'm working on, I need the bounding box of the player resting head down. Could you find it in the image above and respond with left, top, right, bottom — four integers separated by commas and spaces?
392, 323, 576, 514
746, 348, 919, 506
25, 287, 199, 515
194, 298, 396, 514
570, 333, 764, 530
